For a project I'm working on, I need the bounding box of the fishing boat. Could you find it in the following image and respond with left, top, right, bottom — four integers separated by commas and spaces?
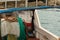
0, 6, 60, 40
0, 0, 60, 40
0, 1, 47, 40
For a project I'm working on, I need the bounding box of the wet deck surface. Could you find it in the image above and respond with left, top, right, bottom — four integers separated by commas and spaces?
27, 37, 39, 40
27, 35, 39, 40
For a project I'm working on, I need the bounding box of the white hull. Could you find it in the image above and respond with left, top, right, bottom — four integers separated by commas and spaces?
35, 10, 60, 40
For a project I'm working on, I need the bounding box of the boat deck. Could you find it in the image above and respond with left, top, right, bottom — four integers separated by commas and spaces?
27, 37, 39, 40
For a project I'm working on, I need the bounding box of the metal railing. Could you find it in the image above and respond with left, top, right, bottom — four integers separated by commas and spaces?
0, 0, 59, 9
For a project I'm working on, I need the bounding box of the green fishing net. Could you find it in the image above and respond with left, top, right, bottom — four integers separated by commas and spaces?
17, 17, 26, 40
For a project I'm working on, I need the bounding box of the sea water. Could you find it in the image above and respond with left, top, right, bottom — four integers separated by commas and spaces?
37, 9, 60, 37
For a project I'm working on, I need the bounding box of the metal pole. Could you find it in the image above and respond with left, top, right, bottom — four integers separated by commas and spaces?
36, 0, 38, 7
54, 0, 56, 6
25, 0, 28, 7
15, 0, 18, 8
46, 0, 48, 6
15, 0, 17, 8
5, 1, 7, 9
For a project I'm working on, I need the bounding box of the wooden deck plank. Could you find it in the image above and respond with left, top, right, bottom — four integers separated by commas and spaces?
27, 38, 39, 40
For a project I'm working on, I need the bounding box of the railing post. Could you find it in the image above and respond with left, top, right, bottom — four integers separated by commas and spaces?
25, 0, 28, 7
36, 0, 38, 7
15, 0, 17, 8
54, 0, 57, 6
46, 0, 48, 6
5, 1, 7, 9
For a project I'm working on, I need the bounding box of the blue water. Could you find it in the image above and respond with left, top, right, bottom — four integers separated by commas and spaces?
37, 9, 60, 37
